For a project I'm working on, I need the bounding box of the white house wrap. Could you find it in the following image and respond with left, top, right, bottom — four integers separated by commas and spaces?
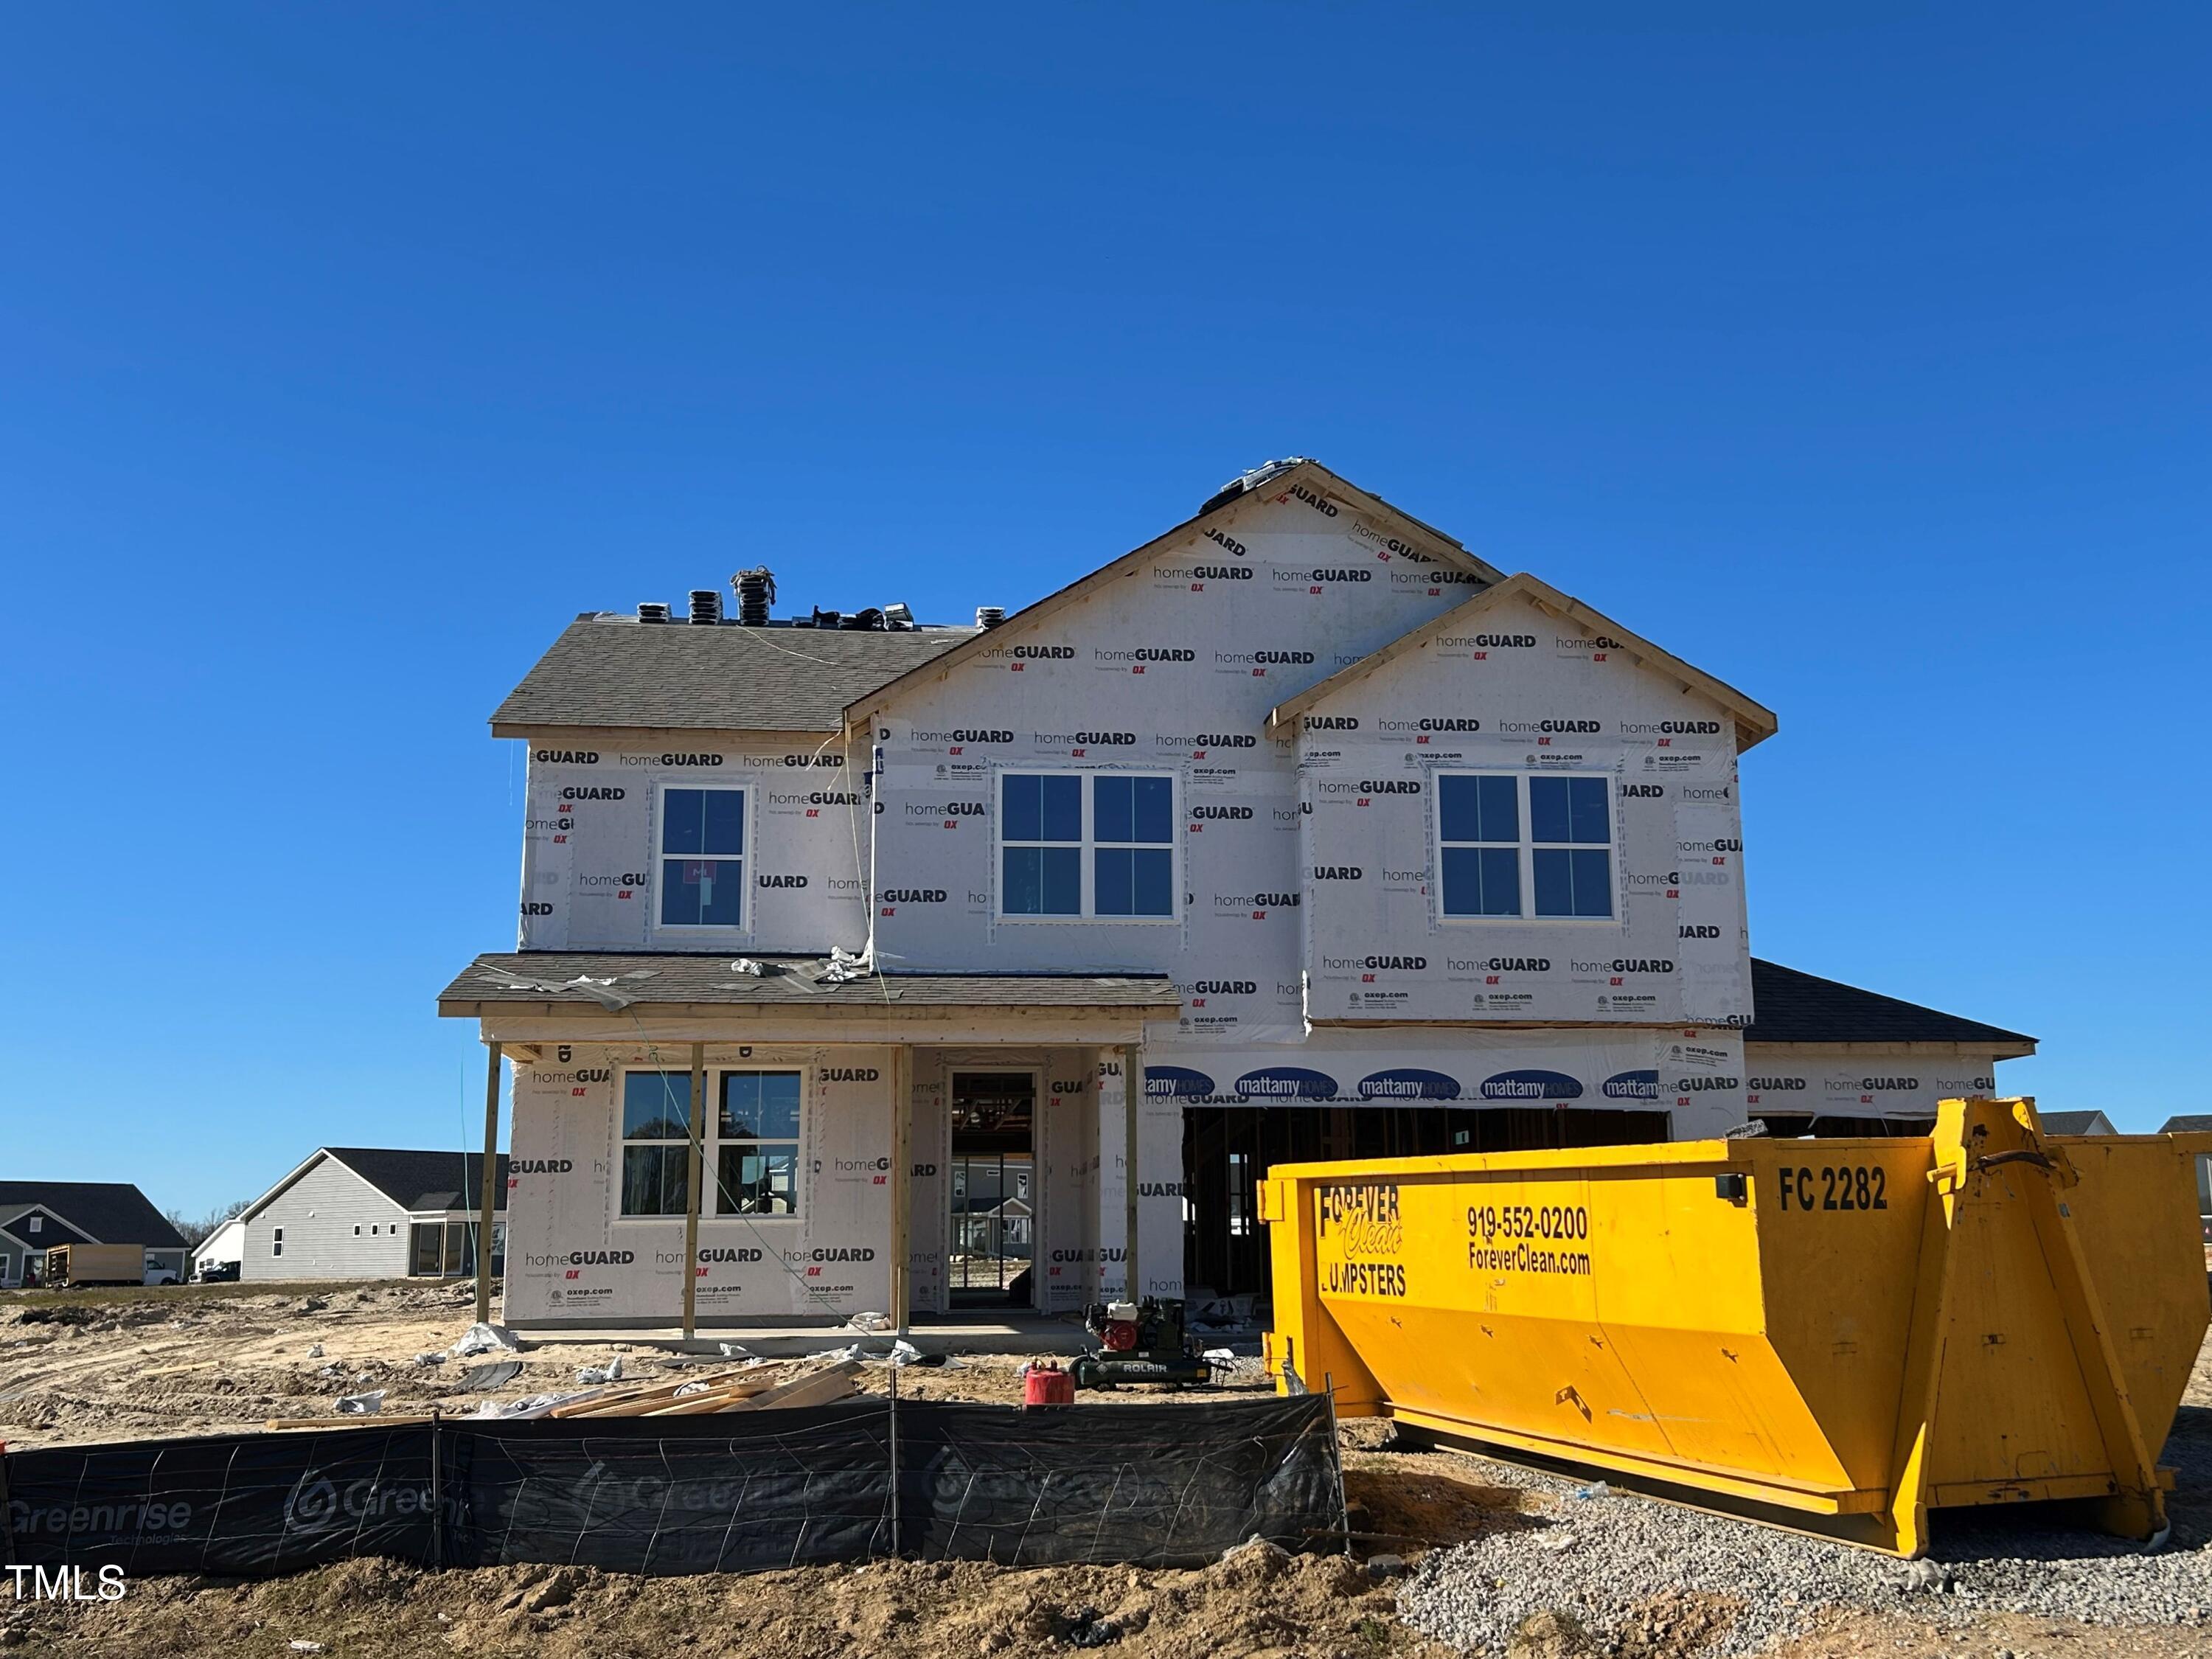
445, 459, 2034, 1327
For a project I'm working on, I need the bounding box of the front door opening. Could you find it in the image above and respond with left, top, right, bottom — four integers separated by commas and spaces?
949, 1070, 1036, 1309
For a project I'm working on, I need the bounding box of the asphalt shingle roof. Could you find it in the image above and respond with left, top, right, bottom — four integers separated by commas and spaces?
2037, 1110, 2114, 1135
490, 616, 978, 734
1745, 959, 2034, 1048
439, 953, 1181, 1013
321, 1150, 509, 1214
2158, 1115, 2212, 1133
0, 1183, 187, 1249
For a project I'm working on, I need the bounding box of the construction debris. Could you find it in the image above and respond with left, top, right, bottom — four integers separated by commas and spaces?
451, 1322, 520, 1358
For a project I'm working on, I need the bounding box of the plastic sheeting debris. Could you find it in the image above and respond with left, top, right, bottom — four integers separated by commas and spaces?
333, 1391, 383, 1416
452, 1322, 521, 1357
473, 965, 656, 1010
815, 945, 872, 985
576, 1355, 625, 1385
459, 1360, 524, 1392
468, 1390, 571, 1419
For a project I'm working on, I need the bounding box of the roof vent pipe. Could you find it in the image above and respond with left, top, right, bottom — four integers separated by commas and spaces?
975, 606, 1005, 628
687, 588, 723, 625
637, 602, 672, 624
732, 566, 776, 627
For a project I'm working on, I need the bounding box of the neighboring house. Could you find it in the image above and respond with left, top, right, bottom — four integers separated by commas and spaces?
0, 1183, 189, 1287
440, 457, 2039, 1327
2039, 1110, 2118, 1136
2159, 1116, 2212, 1217
192, 1217, 246, 1274
229, 1149, 508, 1282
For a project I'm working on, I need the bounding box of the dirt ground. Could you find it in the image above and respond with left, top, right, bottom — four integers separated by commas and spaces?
5, 1281, 2212, 1657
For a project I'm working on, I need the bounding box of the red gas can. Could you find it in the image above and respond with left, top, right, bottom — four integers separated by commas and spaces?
1023, 1362, 1076, 1406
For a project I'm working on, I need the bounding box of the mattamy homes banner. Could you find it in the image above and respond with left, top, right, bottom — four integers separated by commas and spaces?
1295, 585, 1750, 1028
517, 731, 871, 955
1741, 1049, 2003, 1123
1144, 1027, 1749, 1139
860, 485, 1486, 1047
504, 1043, 895, 1326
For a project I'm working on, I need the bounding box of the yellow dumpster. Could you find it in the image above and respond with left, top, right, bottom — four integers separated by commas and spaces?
1261, 1097, 2211, 1556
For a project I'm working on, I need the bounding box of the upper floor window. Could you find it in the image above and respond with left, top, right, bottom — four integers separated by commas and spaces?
1000, 771, 1175, 919
1437, 772, 1614, 920
658, 786, 746, 930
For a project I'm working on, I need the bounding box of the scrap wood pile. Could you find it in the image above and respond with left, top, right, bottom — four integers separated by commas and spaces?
264, 1358, 862, 1431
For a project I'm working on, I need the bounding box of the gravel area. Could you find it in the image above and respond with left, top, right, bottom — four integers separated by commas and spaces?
1397, 1408, 2212, 1655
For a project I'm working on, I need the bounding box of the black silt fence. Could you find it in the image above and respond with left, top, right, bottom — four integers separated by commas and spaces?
0, 1397, 1339, 1579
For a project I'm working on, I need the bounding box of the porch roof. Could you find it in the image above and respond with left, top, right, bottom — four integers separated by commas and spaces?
438, 953, 1182, 1020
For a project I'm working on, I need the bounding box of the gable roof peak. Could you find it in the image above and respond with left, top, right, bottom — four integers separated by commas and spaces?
847, 456, 1505, 722
1267, 571, 1778, 752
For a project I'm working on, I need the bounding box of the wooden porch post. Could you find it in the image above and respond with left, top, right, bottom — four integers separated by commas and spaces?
683, 1041, 706, 1341
1120, 1043, 1142, 1306
890, 1045, 913, 1338
473, 1040, 503, 1326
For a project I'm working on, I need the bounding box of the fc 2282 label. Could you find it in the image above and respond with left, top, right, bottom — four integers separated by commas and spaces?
1774, 1165, 1888, 1212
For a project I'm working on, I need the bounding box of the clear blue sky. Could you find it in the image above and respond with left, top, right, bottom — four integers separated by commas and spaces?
4, 5, 2205, 1214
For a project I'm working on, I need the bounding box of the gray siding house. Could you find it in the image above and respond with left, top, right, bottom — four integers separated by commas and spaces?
232, 1149, 509, 1282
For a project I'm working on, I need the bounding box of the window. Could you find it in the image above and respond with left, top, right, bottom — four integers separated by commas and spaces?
619, 1067, 807, 1219
716, 1071, 801, 1215
1438, 773, 1615, 920
658, 786, 746, 929
1000, 772, 1175, 919
26, 1215, 41, 1235
272, 1226, 284, 1259
621, 1070, 694, 1216
353, 1225, 361, 1236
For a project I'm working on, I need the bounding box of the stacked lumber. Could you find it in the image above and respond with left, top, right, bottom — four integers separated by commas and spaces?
265, 1357, 863, 1430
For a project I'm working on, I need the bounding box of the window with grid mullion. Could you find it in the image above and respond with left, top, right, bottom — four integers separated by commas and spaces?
619, 1069, 694, 1216
715, 1071, 802, 1216
1000, 771, 1173, 919
1439, 773, 1523, 917
1438, 771, 1614, 920
659, 785, 746, 928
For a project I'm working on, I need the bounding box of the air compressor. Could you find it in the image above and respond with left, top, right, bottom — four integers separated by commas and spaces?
1068, 1298, 1214, 1389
